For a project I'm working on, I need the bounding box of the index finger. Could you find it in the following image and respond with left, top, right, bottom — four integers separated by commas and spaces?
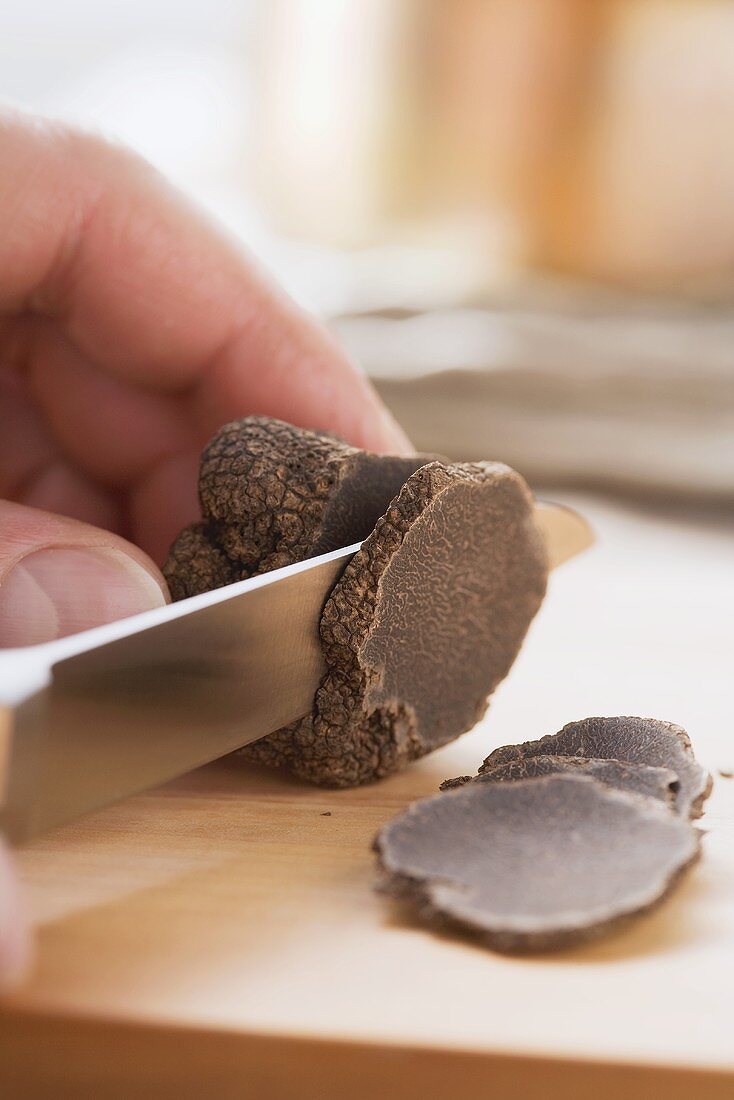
0, 108, 409, 453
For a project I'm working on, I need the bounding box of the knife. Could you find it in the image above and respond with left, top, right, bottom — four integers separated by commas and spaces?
0, 502, 592, 844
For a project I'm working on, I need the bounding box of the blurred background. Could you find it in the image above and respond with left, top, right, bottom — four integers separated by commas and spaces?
4, 0, 734, 501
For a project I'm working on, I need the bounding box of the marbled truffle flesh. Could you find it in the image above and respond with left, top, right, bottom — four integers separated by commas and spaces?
243, 460, 548, 787
479, 717, 711, 818
375, 773, 701, 952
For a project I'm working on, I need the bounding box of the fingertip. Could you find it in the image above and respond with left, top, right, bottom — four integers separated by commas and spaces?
367, 403, 415, 456
0, 546, 168, 648
0, 500, 169, 648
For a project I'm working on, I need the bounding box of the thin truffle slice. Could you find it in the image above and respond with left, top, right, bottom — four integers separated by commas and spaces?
480, 717, 711, 819
164, 417, 434, 599
441, 754, 678, 804
247, 460, 548, 786
375, 773, 700, 952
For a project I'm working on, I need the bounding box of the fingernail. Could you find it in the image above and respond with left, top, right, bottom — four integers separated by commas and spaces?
373, 404, 414, 455
0, 547, 167, 647
0, 841, 32, 990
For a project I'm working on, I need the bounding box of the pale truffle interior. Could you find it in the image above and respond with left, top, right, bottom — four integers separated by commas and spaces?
376, 773, 700, 950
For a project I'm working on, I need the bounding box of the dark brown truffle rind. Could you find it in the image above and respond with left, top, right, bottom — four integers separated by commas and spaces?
164, 417, 434, 591
244, 460, 548, 786
375, 773, 700, 952
439, 775, 474, 791
165, 523, 240, 602
479, 717, 711, 819
443, 754, 679, 804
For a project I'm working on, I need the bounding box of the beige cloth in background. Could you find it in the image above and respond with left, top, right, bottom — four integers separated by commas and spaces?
334, 299, 734, 501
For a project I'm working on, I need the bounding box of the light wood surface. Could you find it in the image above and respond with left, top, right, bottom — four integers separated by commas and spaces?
1, 495, 733, 1098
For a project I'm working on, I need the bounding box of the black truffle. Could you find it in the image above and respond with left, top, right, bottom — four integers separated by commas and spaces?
442, 754, 678, 804
374, 773, 701, 952
164, 417, 433, 598
243, 460, 547, 786
165, 416, 548, 788
480, 717, 711, 819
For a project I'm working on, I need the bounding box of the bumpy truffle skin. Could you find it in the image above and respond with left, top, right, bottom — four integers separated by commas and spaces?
165, 523, 240, 602
479, 717, 712, 819
374, 773, 701, 952
163, 416, 434, 588
244, 461, 548, 787
442, 754, 679, 804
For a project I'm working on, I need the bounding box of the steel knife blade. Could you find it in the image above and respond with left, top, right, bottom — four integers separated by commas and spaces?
0, 502, 592, 843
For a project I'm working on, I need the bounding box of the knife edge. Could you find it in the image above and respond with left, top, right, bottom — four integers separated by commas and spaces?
0, 501, 593, 843
0, 544, 358, 842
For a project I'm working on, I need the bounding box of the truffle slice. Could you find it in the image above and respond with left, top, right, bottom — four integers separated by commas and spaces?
441, 754, 678, 804
246, 460, 548, 786
375, 773, 700, 952
164, 416, 435, 599
480, 717, 711, 819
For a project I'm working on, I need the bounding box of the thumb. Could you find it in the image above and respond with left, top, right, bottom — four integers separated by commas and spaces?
0, 500, 168, 647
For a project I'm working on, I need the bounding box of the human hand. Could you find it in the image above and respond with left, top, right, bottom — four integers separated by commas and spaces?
0, 108, 410, 988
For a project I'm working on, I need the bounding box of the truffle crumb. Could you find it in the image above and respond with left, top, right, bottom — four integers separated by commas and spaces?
374, 773, 700, 952
439, 776, 474, 791
479, 717, 711, 819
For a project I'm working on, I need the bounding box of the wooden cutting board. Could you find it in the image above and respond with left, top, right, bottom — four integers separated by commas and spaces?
1, 496, 733, 1099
